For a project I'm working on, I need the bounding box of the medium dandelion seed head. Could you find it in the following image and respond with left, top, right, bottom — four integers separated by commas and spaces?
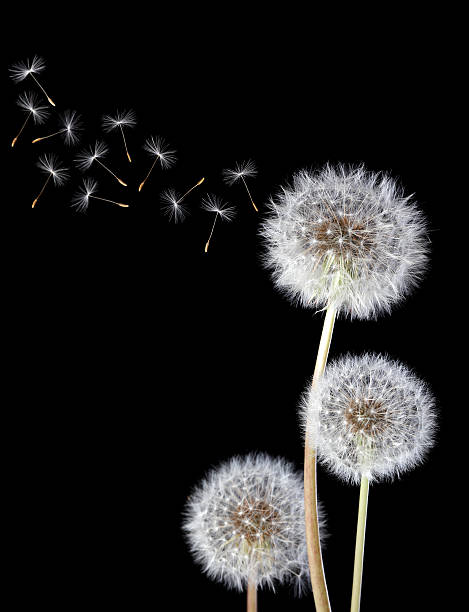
60, 110, 83, 145
102, 109, 137, 131
37, 153, 69, 186
17, 91, 49, 124
71, 178, 98, 212
161, 189, 188, 223
301, 353, 437, 484
202, 194, 237, 221
143, 135, 177, 169
75, 141, 108, 170
183, 454, 321, 594
261, 165, 430, 319
9, 55, 46, 82
223, 160, 258, 185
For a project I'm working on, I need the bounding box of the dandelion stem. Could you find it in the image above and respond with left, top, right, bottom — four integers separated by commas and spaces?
178, 177, 205, 204
304, 303, 336, 612
139, 156, 159, 191
350, 475, 369, 612
30, 73, 55, 106
205, 213, 219, 252
12, 113, 31, 147
92, 196, 129, 208
119, 125, 132, 163
96, 159, 127, 186
247, 580, 257, 612
32, 129, 65, 143
241, 176, 258, 212
32, 174, 51, 208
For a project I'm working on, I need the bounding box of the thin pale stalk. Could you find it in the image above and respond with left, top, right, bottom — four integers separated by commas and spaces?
12, 113, 31, 147
92, 196, 129, 208
30, 73, 55, 106
241, 176, 258, 212
177, 178, 205, 204
247, 580, 257, 612
32, 174, 51, 208
204, 214, 218, 252
139, 157, 158, 191
96, 159, 127, 186
350, 476, 369, 612
304, 303, 336, 612
32, 129, 64, 143
119, 125, 132, 163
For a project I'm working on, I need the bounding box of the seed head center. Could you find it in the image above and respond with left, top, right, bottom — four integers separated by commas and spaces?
231, 498, 280, 543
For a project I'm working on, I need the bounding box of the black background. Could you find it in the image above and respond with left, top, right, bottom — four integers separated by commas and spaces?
8, 4, 454, 611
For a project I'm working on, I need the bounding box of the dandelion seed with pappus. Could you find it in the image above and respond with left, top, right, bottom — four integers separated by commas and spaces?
11, 91, 49, 147
202, 194, 236, 252
161, 178, 205, 223
75, 141, 127, 186
138, 135, 176, 192
9, 56, 55, 106
102, 109, 136, 163
32, 110, 82, 146
184, 454, 323, 611
302, 353, 436, 612
223, 160, 258, 212
71, 178, 130, 212
261, 164, 430, 612
32, 154, 69, 208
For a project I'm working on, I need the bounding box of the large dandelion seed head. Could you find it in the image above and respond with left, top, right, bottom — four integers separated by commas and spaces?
17, 91, 49, 124
9, 56, 46, 82
262, 165, 429, 319
302, 353, 437, 484
143, 135, 177, 169
37, 154, 69, 186
183, 454, 320, 594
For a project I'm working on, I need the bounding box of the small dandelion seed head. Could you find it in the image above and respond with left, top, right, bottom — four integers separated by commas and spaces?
261, 164, 430, 320
201, 194, 237, 221
301, 353, 437, 484
223, 160, 258, 185
9, 55, 46, 83
37, 153, 69, 186
75, 141, 108, 171
183, 454, 322, 594
60, 110, 83, 145
17, 91, 49, 124
71, 178, 98, 213
161, 189, 188, 223
102, 109, 137, 132
143, 135, 177, 169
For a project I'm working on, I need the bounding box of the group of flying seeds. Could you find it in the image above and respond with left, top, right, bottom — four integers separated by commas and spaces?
11, 56, 259, 250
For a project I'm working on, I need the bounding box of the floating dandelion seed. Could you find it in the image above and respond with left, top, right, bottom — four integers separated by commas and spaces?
261, 164, 430, 612
71, 178, 129, 212
9, 56, 55, 106
32, 110, 82, 146
161, 178, 205, 223
102, 109, 136, 163
75, 141, 127, 186
302, 353, 436, 612
32, 154, 69, 208
223, 160, 258, 212
11, 91, 49, 147
202, 194, 236, 252
138, 135, 177, 191
184, 454, 321, 610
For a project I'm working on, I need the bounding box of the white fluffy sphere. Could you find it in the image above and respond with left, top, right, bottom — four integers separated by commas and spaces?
302, 353, 437, 484
262, 165, 429, 319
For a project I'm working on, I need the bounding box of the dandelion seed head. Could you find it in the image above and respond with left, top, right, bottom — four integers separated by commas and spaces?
261, 165, 429, 319
37, 153, 69, 186
75, 141, 108, 171
183, 454, 321, 594
202, 194, 237, 221
161, 189, 188, 223
143, 135, 177, 169
60, 110, 82, 145
17, 91, 49, 124
9, 56, 46, 82
301, 353, 437, 484
223, 160, 258, 185
102, 109, 137, 131
71, 178, 98, 213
